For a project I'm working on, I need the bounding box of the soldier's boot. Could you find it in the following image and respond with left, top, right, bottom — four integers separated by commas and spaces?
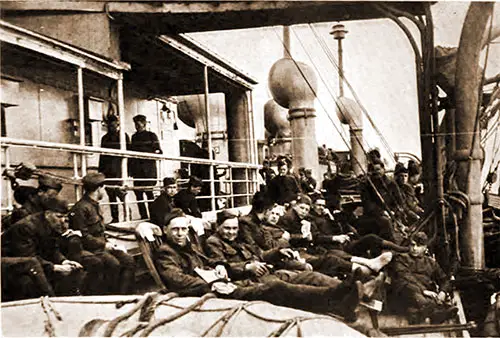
119, 269, 135, 294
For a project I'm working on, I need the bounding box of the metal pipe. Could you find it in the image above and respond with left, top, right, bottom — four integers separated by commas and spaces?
455, 2, 494, 268
204, 66, 216, 211
283, 26, 291, 58
338, 38, 344, 97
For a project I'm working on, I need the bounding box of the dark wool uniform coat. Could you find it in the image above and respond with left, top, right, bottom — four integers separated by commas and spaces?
2, 212, 67, 275
174, 189, 202, 218
99, 131, 130, 180
68, 195, 106, 252
267, 175, 301, 205
129, 130, 162, 179
149, 193, 176, 226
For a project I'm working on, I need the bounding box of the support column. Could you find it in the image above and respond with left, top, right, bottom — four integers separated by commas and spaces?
77, 67, 87, 180
454, 2, 493, 268
288, 108, 320, 179
204, 66, 216, 211
226, 88, 251, 206
350, 127, 366, 176
117, 76, 129, 221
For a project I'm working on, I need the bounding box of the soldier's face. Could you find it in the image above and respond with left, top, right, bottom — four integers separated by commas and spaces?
409, 174, 420, 185
371, 164, 385, 178
165, 184, 177, 197
165, 217, 190, 247
46, 211, 69, 235
409, 240, 427, 257
190, 186, 202, 195
396, 173, 408, 185
134, 120, 146, 132
312, 202, 326, 215
278, 165, 288, 176
293, 203, 310, 219
218, 218, 239, 242
264, 206, 281, 225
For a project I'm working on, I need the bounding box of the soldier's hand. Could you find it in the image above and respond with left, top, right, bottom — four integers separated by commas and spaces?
423, 290, 439, 300
245, 261, 269, 277
214, 265, 229, 280
332, 235, 350, 244
281, 231, 291, 241
211, 282, 237, 295
53, 264, 73, 276
62, 260, 83, 270
437, 291, 447, 303
278, 248, 295, 259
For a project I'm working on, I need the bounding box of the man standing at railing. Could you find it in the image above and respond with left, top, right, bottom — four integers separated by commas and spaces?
129, 114, 162, 220
99, 115, 130, 223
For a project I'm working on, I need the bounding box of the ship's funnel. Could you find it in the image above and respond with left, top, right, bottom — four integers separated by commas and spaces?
177, 93, 228, 160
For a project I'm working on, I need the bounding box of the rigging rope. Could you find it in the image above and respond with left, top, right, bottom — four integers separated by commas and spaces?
309, 24, 396, 162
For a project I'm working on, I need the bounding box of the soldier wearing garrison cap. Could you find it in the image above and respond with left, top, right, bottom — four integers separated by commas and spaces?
129, 114, 163, 220
69, 172, 136, 295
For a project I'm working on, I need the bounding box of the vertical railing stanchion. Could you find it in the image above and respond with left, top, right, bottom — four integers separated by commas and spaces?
229, 166, 234, 208
72, 152, 81, 200
245, 167, 250, 205
117, 76, 129, 222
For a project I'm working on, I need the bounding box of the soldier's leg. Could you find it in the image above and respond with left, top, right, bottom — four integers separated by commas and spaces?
97, 251, 121, 294
108, 249, 136, 294
133, 181, 149, 220
2, 257, 55, 300
347, 234, 409, 257
106, 187, 120, 223
278, 270, 342, 288
305, 253, 353, 278
51, 268, 85, 296
230, 279, 363, 321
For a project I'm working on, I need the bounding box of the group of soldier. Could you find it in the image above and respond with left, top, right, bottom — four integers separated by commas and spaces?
1, 115, 458, 325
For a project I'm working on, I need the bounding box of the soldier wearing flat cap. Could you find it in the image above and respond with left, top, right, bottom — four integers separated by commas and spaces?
99, 115, 130, 223
390, 231, 457, 324
129, 114, 163, 220
69, 173, 136, 295
2, 197, 85, 299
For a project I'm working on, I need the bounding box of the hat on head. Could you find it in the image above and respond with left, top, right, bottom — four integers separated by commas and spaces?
82, 173, 106, 191
216, 209, 240, 225
189, 176, 203, 187
163, 208, 186, 226
251, 191, 274, 212
45, 197, 69, 214
38, 175, 63, 191
107, 115, 119, 123
408, 160, 421, 177
14, 186, 38, 204
413, 231, 428, 245
163, 177, 176, 186
133, 114, 147, 123
295, 193, 312, 206
394, 162, 408, 176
